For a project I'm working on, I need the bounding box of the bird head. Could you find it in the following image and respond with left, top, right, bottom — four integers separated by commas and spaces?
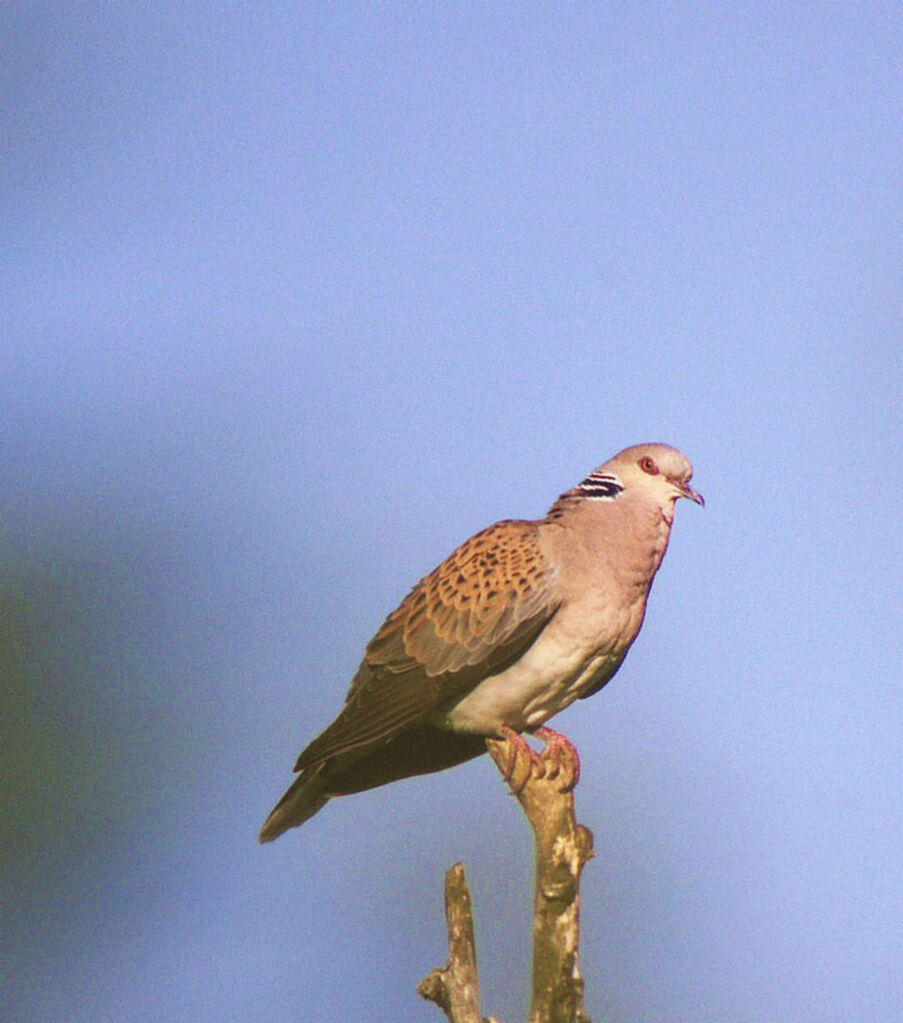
546, 443, 704, 521
602, 443, 704, 508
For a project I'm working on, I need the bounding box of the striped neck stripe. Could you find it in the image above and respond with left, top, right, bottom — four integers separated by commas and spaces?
576, 471, 624, 500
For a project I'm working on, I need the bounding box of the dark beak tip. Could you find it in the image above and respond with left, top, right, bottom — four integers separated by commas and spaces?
683, 486, 705, 507
671, 477, 705, 507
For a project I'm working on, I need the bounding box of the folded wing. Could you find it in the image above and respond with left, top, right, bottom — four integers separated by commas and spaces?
294, 519, 559, 772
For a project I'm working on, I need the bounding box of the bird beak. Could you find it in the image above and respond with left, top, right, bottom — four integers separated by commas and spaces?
678, 482, 705, 507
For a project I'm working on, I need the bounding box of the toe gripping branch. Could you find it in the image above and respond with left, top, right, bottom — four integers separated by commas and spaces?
490, 724, 582, 794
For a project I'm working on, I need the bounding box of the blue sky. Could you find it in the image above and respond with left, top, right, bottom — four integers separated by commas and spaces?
3, 4, 900, 1021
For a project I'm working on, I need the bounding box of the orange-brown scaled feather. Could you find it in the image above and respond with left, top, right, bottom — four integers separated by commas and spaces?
295, 521, 558, 769
259, 522, 559, 840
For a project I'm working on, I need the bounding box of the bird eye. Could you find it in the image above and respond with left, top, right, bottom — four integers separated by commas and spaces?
639, 456, 658, 475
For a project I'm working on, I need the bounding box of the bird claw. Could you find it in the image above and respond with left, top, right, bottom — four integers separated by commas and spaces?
494, 725, 546, 793
491, 724, 580, 794
531, 725, 581, 792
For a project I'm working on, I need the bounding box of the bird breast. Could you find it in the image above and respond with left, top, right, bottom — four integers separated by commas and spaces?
434, 593, 644, 735
432, 499, 669, 736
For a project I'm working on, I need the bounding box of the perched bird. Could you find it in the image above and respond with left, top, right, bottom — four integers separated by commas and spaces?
260, 443, 703, 842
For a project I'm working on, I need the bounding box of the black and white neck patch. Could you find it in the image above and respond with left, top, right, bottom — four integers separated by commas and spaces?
576, 471, 624, 500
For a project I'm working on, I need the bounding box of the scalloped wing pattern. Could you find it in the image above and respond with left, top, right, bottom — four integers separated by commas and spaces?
293, 520, 558, 772
367, 520, 554, 676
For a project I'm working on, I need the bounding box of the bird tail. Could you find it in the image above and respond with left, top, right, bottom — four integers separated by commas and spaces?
258, 765, 330, 843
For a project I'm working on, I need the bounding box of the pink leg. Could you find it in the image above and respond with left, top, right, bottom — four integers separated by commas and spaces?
495, 724, 546, 792
531, 725, 581, 792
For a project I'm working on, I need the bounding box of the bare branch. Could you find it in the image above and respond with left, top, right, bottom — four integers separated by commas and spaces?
418, 863, 483, 1023
486, 728, 595, 1023
420, 729, 594, 1022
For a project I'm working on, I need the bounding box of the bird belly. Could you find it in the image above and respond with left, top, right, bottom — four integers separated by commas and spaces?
434, 612, 633, 735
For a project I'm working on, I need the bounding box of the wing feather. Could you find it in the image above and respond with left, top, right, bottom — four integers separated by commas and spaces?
294, 520, 557, 772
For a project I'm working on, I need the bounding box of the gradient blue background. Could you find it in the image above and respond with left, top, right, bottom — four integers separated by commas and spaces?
3, 4, 900, 1021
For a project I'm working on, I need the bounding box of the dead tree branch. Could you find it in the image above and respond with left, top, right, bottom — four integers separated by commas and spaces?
417, 863, 483, 1023
419, 729, 594, 1022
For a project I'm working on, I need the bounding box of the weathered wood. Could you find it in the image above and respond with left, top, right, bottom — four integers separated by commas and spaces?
418, 863, 483, 1023
421, 728, 594, 1023
486, 728, 594, 1023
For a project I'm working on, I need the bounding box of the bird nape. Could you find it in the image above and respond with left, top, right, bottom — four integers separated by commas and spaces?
259, 442, 703, 842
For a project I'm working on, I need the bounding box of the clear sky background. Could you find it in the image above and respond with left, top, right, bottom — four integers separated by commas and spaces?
3, 4, 900, 1021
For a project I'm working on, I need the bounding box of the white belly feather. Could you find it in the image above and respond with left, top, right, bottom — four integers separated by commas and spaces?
435, 601, 639, 735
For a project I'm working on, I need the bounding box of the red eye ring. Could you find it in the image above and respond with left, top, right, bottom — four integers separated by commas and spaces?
639, 456, 658, 475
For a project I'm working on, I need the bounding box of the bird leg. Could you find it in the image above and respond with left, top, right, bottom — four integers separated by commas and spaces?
492, 724, 547, 793
530, 725, 581, 792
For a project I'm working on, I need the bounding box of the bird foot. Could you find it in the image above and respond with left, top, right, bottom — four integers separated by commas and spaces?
530, 725, 581, 792
492, 725, 547, 793
489, 724, 581, 794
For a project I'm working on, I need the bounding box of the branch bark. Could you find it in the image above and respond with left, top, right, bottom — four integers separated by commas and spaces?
417, 863, 483, 1023
419, 729, 594, 1023
486, 728, 594, 1023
